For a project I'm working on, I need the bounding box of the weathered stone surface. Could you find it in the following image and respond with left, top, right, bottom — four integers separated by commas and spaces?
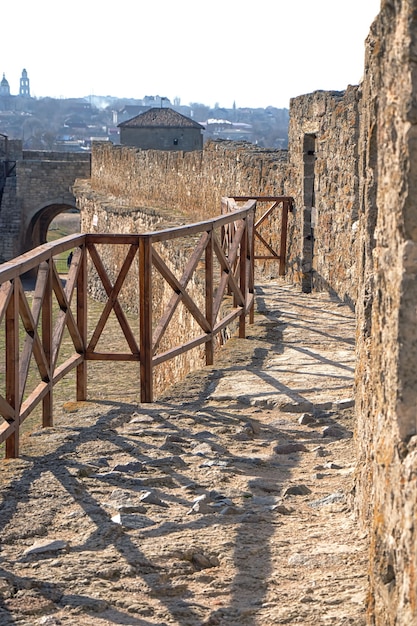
322, 425, 350, 439
353, 2, 417, 623
0, 147, 90, 261
209, 285, 356, 415
111, 513, 156, 529
0, 280, 366, 626
23, 540, 68, 556
286, 87, 360, 302
273, 442, 308, 455
283, 484, 312, 496
298, 413, 316, 425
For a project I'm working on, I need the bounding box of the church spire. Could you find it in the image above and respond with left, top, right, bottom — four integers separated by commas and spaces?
19, 68, 30, 97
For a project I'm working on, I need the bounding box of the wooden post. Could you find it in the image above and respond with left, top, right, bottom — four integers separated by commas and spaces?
239, 217, 248, 339
5, 281, 19, 458
248, 210, 255, 325
76, 245, 88, 401
42, 260, 53, 426
205, 229, 214, 365
279, 199, 290, 276
139, 236, 153, 402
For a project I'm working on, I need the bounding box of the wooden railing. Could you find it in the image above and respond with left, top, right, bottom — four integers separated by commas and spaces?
0, 200, 257, 458
227, 196, 293, 276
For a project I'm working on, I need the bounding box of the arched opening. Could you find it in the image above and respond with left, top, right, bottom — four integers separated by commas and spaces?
25, 204, 80, 250
47, 211, 80, 244
24, 203, 80, 272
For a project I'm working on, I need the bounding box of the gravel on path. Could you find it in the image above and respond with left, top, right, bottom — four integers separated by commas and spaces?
0, 280, 368, 626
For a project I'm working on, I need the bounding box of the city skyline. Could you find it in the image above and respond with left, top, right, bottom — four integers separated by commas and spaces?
2, 0, 381, 110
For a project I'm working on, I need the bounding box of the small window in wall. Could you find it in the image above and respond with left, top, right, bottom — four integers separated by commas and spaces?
173, 138, 178, 145
303, 134, 316, 209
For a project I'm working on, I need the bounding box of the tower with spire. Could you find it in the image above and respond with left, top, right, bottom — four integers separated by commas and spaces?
19, 69, 30, 97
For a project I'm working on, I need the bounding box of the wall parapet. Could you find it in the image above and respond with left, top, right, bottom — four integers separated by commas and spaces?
87, 139, 289, 223
22, 150, 91, 162
76, 97, 362, 307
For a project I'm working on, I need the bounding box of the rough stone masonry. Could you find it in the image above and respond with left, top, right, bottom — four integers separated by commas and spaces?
72, 2, 417, 622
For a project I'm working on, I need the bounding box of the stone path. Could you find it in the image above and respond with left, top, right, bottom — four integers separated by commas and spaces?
0, 280, 368, 625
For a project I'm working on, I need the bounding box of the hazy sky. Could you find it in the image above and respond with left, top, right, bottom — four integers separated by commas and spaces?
2, 0, 381, 109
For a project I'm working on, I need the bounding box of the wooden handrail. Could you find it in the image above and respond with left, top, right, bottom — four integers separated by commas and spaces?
0, 200, 258, 458
228, 196, 293, 276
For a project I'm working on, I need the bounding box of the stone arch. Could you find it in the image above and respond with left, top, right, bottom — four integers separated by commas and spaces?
24, 201, 80, 253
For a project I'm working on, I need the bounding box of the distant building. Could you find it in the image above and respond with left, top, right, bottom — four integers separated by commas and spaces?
0, 69, 31, 98
202, 118, 253, 141
0, 73, 10, 97
115, 105, 151, 125
19, 69, 30, 97
0, 69, 32, 111
118, 107, 205, 151
0, 74, 12, 112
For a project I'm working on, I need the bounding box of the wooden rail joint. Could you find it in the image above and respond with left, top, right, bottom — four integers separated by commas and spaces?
229, 195, 293, 276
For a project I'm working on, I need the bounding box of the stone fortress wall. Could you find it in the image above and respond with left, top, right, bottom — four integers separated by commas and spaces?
0, 146, 90, 261
79, 100, 361, 307
286, 87, 361, 304
74, 1, 417, 620
82, 140, 289, 222
353, 1, 417, 623
74, 140, 296, 396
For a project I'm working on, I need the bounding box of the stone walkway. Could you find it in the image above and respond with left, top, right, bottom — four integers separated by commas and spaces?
0, 280, 368, 626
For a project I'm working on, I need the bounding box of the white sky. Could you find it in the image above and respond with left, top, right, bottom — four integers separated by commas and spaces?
1, 0, 381, 109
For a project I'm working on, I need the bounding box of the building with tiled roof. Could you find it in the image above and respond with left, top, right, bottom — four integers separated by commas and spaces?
118, 107, 205, 151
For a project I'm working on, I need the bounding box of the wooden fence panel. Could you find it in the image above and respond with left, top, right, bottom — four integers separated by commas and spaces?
0, 200, 260, 458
